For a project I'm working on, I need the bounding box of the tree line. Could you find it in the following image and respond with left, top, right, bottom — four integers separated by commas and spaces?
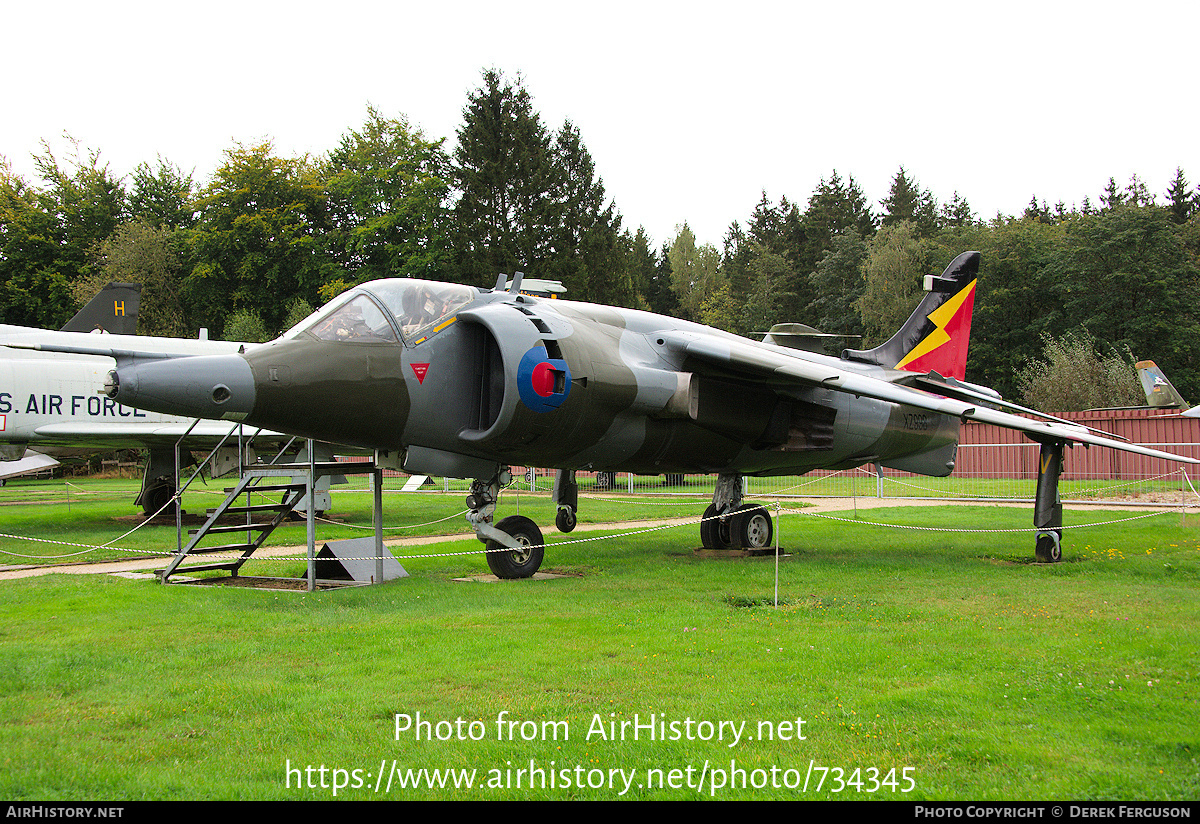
3, 69, 1198, 407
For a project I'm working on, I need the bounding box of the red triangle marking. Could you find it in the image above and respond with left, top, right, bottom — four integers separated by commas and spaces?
411, 363, 429, 384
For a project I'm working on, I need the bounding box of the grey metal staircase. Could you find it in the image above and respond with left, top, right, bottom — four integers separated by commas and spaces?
157, 469, 306, 582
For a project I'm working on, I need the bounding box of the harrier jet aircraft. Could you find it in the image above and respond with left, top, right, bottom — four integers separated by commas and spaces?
67, 252, 1197, 576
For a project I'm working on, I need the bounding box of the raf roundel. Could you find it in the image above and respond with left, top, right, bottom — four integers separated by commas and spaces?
517, 346, 572, 413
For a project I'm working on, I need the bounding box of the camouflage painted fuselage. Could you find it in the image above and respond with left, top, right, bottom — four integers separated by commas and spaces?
230, 282, 959, 480
92, 251, 1200, 539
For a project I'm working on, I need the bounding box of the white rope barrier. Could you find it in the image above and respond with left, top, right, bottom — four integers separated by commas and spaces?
4, 472, 1197, 566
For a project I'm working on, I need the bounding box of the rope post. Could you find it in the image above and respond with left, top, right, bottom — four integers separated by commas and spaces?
773, 501, 782, 609
1185, 469, 1195, 528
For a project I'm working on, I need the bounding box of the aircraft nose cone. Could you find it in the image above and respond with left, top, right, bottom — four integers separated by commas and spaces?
106, 354, 257, 421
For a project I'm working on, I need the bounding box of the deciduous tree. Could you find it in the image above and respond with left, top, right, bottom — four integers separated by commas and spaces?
855, 220, 928, 345
77, 220, 190, 337
187, 141, 332, 337
0, 141, 125, 328
1052, 204, 1200, 398
324, 107, 452, 281
1016, 331, 1142, 411
128, 157, 195, 229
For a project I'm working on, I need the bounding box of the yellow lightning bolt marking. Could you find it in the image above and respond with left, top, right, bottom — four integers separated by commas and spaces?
894, 279, 977, 370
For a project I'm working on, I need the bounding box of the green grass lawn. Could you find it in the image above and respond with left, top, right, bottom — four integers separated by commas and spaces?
1, 477, 1198, 800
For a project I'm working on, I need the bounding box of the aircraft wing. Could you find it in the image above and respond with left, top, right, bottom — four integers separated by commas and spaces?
0, 450, 60, 481
2, 340, 231, 362
28, 420, 295, 445
657, 330, 1200, 465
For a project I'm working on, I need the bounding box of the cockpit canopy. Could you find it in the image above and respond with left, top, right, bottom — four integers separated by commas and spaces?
289, 279, 477, 346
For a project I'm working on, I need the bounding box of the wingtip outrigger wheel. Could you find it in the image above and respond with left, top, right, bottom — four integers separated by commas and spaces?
555, 507, 577, 532
1034, 441, 1065, 563
1035, 531, 1062, 563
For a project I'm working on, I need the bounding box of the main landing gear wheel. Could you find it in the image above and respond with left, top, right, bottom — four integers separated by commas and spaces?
485, 515, 545, 579
731, 504, 773, 550
142, 481, 173, 517
1035, 531, 1062, 563
700, 504, 734, 549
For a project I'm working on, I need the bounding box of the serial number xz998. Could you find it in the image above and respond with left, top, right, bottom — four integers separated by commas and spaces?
901, 413, 933, 431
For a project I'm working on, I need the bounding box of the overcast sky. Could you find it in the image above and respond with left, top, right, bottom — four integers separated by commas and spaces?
4, 0, 1196, 249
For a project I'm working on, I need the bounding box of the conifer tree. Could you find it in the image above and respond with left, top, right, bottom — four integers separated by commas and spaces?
880, 166, 938, 235
451, 70, 562, 283
1166, 168, 1196, 223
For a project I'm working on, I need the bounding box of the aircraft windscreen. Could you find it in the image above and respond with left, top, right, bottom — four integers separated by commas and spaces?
306, 295, 398, 343
363, 280, 476, 344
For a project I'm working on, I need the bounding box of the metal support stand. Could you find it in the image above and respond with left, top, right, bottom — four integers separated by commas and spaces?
162, 441, 388, 590
1034, 440, 1065, 563
374, 465, 384, 585
307, 441, 316, 592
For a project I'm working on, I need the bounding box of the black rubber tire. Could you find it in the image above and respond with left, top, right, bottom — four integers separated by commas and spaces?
1035, 531, 1062, 563
141, 481, 173, 516
555, 507, 577, 533
700, 504, 734, 549
485, 515, 545, 579
731, 504, 773, 549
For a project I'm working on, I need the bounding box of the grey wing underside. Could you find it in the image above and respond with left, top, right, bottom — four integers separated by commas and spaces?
657, 330, 1200, 465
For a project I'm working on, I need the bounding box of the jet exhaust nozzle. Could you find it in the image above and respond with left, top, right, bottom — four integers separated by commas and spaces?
107, 354, 258, 422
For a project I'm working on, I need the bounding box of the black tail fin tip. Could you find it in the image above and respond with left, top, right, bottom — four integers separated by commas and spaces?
841, 251, 981, 380
61, 282, 141, 334
945, 250, 981, 281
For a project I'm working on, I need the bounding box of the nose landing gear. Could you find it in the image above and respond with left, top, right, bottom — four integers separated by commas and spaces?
466, 468, 546, 579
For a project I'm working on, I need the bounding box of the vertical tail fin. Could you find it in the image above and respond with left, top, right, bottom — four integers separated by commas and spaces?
1136, 360, 1189, 409
61, 282, 141, 334
841, 251, 979, 381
